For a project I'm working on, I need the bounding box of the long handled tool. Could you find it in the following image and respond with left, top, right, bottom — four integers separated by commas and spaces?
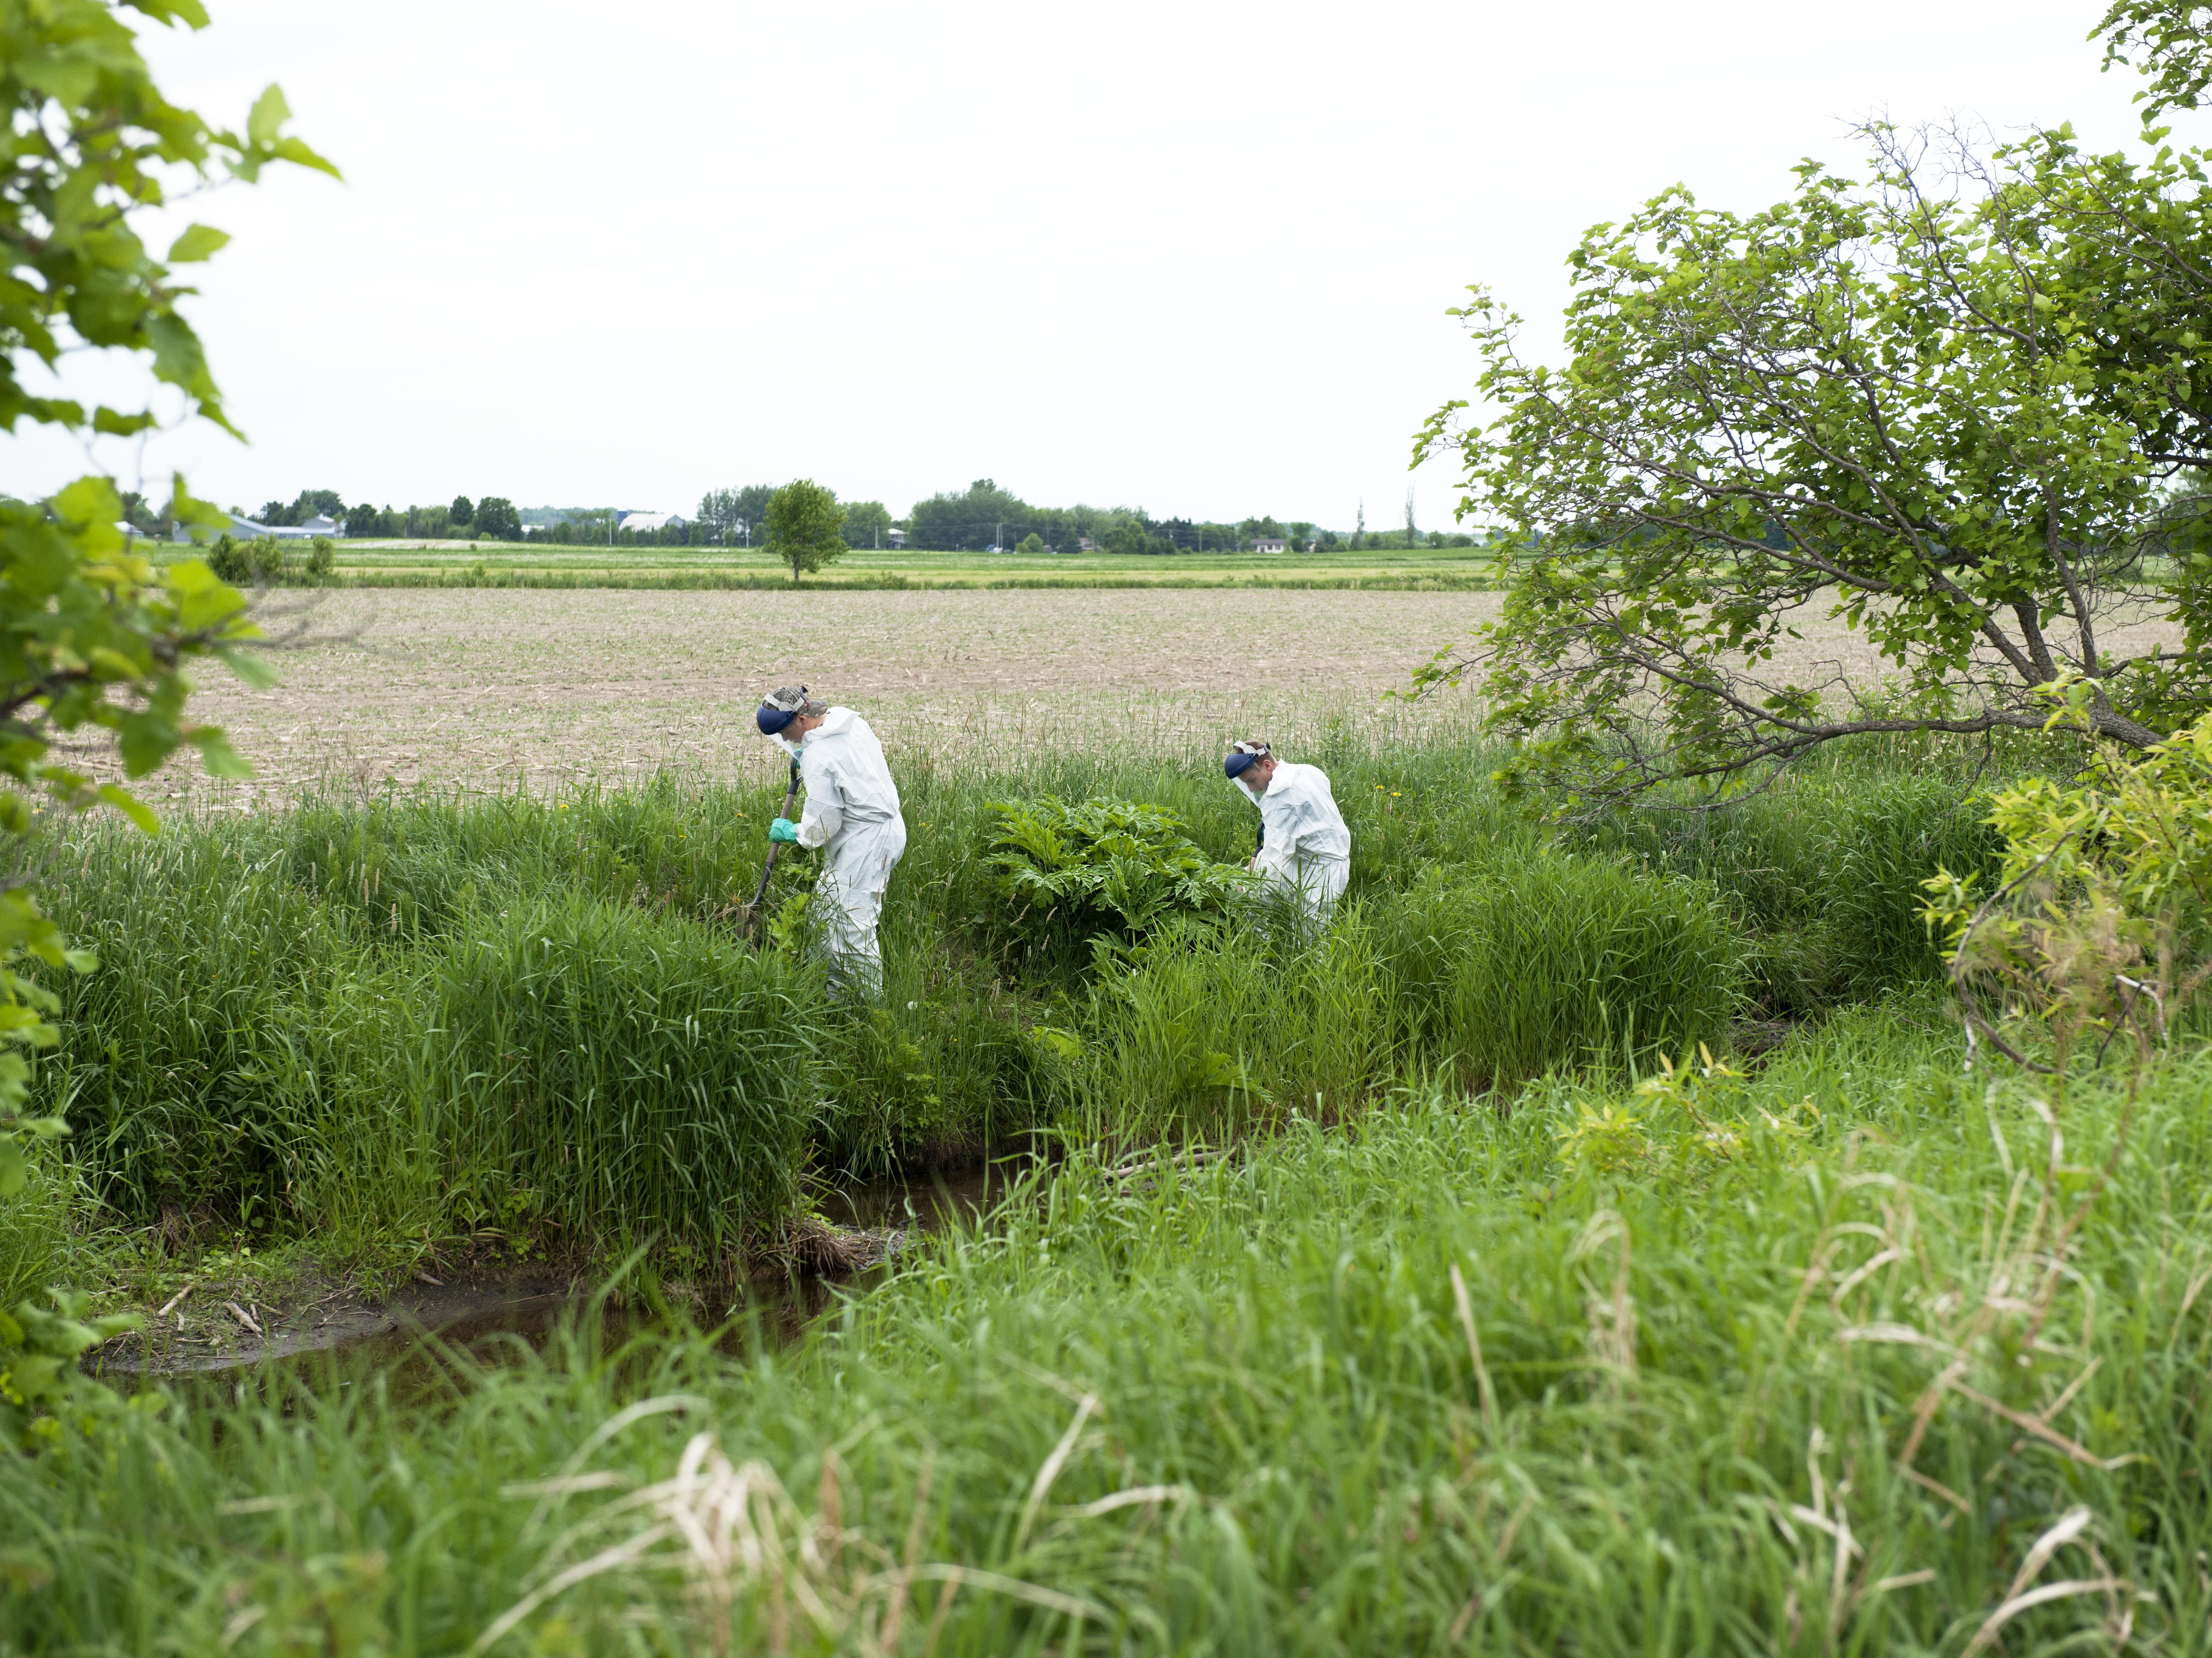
737, 756, 802, 940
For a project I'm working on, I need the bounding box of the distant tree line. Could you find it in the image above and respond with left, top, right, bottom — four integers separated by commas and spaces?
901, 478, 1476, 554
696, 485, 890, 549
237, 489, 526, 542
231, 478, 1484, 554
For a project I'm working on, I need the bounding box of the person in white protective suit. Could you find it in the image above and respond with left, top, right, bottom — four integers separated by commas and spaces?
1224, 739, 1351, 927
756, 685, 908, 996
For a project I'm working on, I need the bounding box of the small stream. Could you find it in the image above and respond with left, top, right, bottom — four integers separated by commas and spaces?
94, 1162, 1015, 1381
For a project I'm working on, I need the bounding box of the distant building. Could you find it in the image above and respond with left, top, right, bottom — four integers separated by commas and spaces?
1077, 536, 1097, 552
300, 513, 342, 535
617, 511, 687, 535
1252, 537, 1288, 554
172, 513, 321, 544
887, 527, 908, 549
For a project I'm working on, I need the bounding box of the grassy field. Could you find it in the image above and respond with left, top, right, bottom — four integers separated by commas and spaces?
173, 538, 1499, 591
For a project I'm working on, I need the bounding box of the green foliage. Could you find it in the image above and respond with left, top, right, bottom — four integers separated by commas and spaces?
984, 795, 1251, 959
840, 498, 893, 548
0, 0, 328, 1448
1584, 755, 2007, 1012
12, 732, 2019, 1270
2094, 0, 2212, 117
0, 1289, 137, 1452
1416, 9, 2212, 806
0, 0, 334, 438
1415, 138, 2189, 807
1925, 704, 2212, 1058
448, 494, 473, 527
762, 478, 846, 582
473, 495, 521, 542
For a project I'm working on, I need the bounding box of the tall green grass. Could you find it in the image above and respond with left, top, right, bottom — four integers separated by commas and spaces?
14, 730, 2009, 1274
10, 1011, 2210, 1653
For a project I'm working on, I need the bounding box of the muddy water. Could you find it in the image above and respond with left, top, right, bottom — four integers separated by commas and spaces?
98, 1162, 1015, 1381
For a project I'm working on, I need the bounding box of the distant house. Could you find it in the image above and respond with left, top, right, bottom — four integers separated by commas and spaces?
300, 513, 342, 535
1076, 536, 1098, 552
618, 511, 687, 535
1252, 537, 1289, 554
886, 527, 908, 549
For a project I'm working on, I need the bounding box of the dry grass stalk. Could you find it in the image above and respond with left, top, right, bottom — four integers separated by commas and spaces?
479, 1419, 1130, 1654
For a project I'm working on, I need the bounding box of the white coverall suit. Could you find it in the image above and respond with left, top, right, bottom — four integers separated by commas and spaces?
1242, 760, 1352, 926
794, 707, 908, 995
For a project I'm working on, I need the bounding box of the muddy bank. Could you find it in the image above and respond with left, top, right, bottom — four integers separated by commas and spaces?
89, 1163, 1008, 1379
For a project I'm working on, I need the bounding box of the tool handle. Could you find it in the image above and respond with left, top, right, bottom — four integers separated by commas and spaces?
746, 760, 803, 920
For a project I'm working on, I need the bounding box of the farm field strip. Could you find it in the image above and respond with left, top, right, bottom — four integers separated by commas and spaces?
173, 587, 1497, 801
171, 587, 2190, 806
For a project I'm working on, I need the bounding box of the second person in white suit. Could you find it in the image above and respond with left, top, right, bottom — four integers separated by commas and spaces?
1224, 739, 1351, 927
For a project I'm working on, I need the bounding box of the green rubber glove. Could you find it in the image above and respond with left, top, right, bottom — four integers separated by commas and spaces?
769, 818, 799, 844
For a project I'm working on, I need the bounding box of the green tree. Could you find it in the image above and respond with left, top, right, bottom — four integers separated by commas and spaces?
1413, 94, 2212, 807
344, 502, 388, 537
474, 496, 520, 542
910, 478, 1033, 550
697, 487, 739, 542
0, 0, 324, 1444
733, 484, 776, 546
2094, 0, 2212, 116
841, 498, 893, 549
763, 479, 846, 582
449, 495, 473, 528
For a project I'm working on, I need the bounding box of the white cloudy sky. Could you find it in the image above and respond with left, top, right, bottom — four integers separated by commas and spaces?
6, 0, 2185, 528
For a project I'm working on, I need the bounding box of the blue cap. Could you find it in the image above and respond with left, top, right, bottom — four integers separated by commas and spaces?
757, 703, 798, 735
1224, 740, 1270, 780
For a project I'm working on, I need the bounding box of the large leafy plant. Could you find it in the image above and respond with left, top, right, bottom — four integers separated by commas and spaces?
985, 795, 1250, 951
0, 0, 331, 1444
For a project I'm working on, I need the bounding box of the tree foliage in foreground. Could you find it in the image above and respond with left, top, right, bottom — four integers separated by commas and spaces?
1417, 14, 2212, 809
0, 0, 328, 1445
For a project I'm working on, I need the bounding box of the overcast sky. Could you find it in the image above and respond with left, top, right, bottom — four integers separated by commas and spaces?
6, 0, 2186, 528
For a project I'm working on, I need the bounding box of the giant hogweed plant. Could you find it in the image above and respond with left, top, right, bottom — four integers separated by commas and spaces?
0, 0, 331, 1448
984, 795, 1252, 958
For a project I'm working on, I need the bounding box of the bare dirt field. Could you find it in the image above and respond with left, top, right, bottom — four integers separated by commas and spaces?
171, 587, 1498, 802
165, 587, 2189, 805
